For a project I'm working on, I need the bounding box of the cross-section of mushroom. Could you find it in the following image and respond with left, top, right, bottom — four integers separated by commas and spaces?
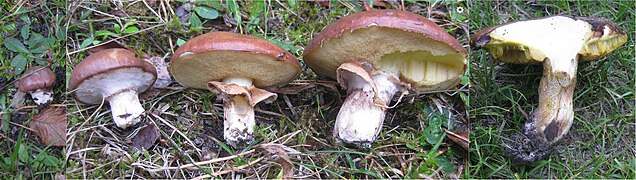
171, 32, 300, 148
15, 66, 56, 105
471, 16, 627, 162
70, 48, 157, 128
303, 10, 467, 147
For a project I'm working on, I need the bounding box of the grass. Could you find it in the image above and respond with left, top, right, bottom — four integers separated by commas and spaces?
65, 1, 469, 179
0, 0, 67, 179
468, 0, 635, 178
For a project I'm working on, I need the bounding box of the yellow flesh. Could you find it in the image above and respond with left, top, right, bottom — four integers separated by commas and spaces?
377, 50, 464, 89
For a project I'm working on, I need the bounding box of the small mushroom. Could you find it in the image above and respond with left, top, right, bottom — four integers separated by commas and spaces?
69, 48, 157, 128
171, 32, 300, 147
472, 16, 627, 162
303, 10, 467, 147
15, 66, 56, 105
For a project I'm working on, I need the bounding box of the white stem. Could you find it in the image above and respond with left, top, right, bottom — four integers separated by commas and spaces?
224, 77, 253, 87
106, 89, 144, 128
334, 72, 400, 147
221, 77, 255, 147
30, 89, 53, 105
222, 95, 256, 147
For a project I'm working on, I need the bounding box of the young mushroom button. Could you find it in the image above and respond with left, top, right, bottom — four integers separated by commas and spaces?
170, 32, 301, 148
471, 16, 627, 163
69, 48, 157, 128
15, 66, 57, 105
303, 10, 467, 147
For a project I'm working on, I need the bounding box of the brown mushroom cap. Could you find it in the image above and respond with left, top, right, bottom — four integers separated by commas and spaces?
171, 32, 301, 89
15, 66, 56, 92
303, 10, 467, 91
69, 48, 157, 104
471, 16, 627, 64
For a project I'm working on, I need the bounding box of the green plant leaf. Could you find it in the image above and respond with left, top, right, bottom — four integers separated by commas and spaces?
113, 24, 122, 34
436, 156, 456, 174
11, 54, 27, 75
189, 13, 202, 28
20, 24, 30, 40
18, 144, 29, 163
176, 38, 186, 46
4, 37, 29, 54
288, 0, 297, 8
194, 6, 219, 19
79, 36, 94, 49
95, 30, 119, 39
123, 26, 139, 34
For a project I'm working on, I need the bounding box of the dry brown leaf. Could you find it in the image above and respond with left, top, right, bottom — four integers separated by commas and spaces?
132, 124, 159, 151
256, 143, 297, 179
144, 56, 172, 88
30, 106, 66, 147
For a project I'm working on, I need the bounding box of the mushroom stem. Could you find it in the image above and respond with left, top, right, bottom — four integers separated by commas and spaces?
511, 58, 577, 162
334, 62, 401, 147
30, 89, 53, 105
529, 58, 577, 144
210, 77, 277, 148
106, 89, 144, 128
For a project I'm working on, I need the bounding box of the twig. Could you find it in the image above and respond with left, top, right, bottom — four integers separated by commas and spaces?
191, 156, 266, 179
146, 149, 256, 172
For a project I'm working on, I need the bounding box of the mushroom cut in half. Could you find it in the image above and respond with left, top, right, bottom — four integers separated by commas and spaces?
15, 66, 56, 105
472, 16, 627, 163
171, 32, 300, 147
70, 48, 157, 128
304, 10, 467, 147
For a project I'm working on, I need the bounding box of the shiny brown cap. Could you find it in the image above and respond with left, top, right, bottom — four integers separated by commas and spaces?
171, 32, 301, 89
69, 48, 157, 104
15, 66, 56, 92
305, 10, 465, 54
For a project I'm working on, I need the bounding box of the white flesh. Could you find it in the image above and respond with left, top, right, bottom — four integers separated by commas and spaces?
30, 89, 54, 105
106, 89, 144, 128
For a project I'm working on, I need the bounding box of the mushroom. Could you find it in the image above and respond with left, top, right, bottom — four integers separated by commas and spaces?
303, 10, 467, 147
471, 16, 627, 162
15, 66, 56, 105
69, 48, 157, 128
171, 32, 300, 147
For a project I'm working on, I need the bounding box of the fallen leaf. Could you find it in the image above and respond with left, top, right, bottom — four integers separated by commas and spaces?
30, 106, 66, 147
132, 124, 159, 151
444, 128, 469, 150
10, 90, 26, 109
143, 56, 172, 88
256, 143, 298, 179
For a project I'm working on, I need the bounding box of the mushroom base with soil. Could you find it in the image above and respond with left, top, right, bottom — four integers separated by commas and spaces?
333, 62, 404, 147
208, 77, 277, 148
30, 89, 54, 105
